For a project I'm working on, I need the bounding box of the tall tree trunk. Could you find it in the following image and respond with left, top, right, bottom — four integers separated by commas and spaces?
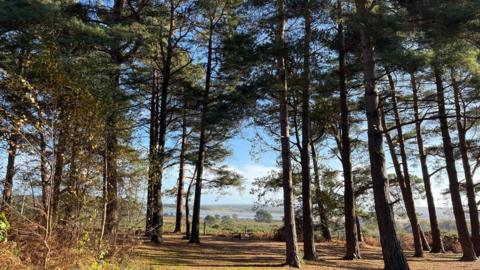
146, 69, 159, 236
300, 0, 316, 261
151, 3, 176, 243
63, 141, 79, 225
338, 0, 359, 260
411, 72, 445, 253
2, 132, 18, 214
40, 131, 49, 223
356, 215, 363, 242
99, 152, 108, 245
381, 103, 423, 258
386, 72, 423, 257
105, 110, 118, 236
104, 66, 122, 237
185, 185, 191, 240
434, 67, 477, 261
185, 168, 197, 240
51, 128, 66, 224
354, 1, 409, 269
190, 20, 214, 245
174, 105, 188, 233
311, 141, 332, 241
451, 69, 480, 255
276, 0, 300, 267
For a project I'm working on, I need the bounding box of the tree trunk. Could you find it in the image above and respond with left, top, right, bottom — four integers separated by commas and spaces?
151, 1, 177, 243
40, 131, 49, 224
311, 141, 332, 241
418, 224, 431, 251
2, 132, 18, 214
434, 67, 477, 261
356, 215, 363, 242
99, 152, 108, 245
174, 105, 188, 233
354, 1, 409, 269
277, 0, 300, 267
338, 0, 359, 260
386, 72, 423, 257
146, 69, 159, 236
190, 20, 214, 245
63, 142, 79, 226
381, 105, 421, 255
300, 0, 316, 261
411, 72, 445, 253
185, 182, 192, 240
451, 69, 480, 255
51, 128, 66, 224
105, 68, 121, 237
185, 168, 197, 240
105, 111, 119, 237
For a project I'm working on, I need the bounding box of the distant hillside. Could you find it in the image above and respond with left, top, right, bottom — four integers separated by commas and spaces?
416, 206, 455, 221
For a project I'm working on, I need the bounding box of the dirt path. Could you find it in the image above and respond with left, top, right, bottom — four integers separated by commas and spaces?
130, 233, 479, 269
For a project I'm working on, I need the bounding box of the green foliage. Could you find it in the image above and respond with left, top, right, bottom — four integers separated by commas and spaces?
254, 209, 272, 223
0, 210, 9, 242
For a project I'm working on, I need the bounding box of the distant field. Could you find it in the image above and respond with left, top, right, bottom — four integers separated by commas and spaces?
160, 216, 282, 236
162, 204, 285, 221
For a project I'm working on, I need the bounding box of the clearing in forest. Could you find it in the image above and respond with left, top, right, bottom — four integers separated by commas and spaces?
130, 234, 479, 270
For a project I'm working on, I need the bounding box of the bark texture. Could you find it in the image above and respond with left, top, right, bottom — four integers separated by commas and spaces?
277, 0, 300, 266
451, 69, 480, 255
411, 72, 444, 253
434, 67, 477, 261
338, 0, 359, 260
311, 142, 332, 241
354, 1, 410, 268
1, 133, 18, 214
174, 105, 188, 233
190, 19, 214, 245
385, 72, 423, 257
300, 0, 316, 260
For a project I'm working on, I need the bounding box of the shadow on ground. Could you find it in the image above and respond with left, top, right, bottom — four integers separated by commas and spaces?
131, 233, 477, 270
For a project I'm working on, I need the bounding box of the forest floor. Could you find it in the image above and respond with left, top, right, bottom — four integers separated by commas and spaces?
130, 233, 479, 270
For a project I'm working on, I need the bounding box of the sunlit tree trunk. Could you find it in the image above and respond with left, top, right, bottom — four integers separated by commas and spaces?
356, 215, 363, 242
105, 69, 120, 236
146, 68, 159, 236
40, 131, 49, 222
300, 0, 316, 261
276, 0, 300, 266
1, 132, 18, 215
311, 141, 332, 241
338, 0, 359, 260
185, 168, 197, 240
190, 19, 214, 245
151, 1, 176, 243
451, 69, 480, 255
386, 72, 423, 257
174, 105, 188, 233
419, 224, 431, 251
434, 67, 476, 261
51, 127, 66, 224
354, 1, 409, 268
381, 104, 422, 257
411, 72, 444, 253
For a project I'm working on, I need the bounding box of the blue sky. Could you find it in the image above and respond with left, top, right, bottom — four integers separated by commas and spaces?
0, 121, 463, 211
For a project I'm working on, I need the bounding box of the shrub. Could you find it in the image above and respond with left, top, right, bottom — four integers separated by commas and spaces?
254, 209, 272, 223
0, 211, 10, 242
204, 215, 218, 225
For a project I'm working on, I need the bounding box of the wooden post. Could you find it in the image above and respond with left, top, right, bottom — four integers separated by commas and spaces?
203, 221, 206, 235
